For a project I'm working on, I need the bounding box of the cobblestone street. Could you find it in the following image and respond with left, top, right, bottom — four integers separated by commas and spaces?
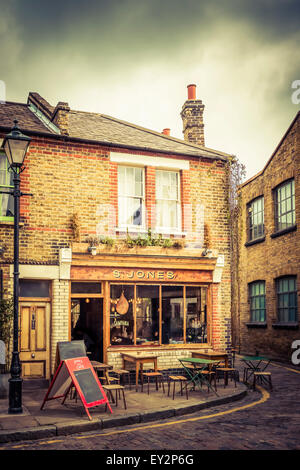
1, 359, 299, 451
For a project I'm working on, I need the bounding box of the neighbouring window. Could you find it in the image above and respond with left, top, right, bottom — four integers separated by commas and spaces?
274, 179, 296, 232
247, 196, 264, 241
0, 152, 14, 221
249, 281, 266, 322
136, 285, 159, 345
118, 166, 145, 228
19, 280, 50, 298
156, 170, 181, 232
276, 276, 298, 323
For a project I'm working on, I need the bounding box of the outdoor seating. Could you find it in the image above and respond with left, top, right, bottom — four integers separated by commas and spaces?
167, 375, 188, 400
200, 370, 217, 393
112, 369, 131, 389
253, 372, 273, 391
103, 384, 127, 409
98, 374, 120, 385
216, 367, 237, 388
141, 371, 165, 395
179, 357, 219, 396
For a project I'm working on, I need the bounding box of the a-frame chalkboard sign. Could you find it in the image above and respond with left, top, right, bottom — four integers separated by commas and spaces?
41, 356, 112, 420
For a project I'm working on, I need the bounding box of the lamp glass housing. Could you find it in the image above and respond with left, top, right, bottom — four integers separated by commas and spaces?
3, 121, 31, 167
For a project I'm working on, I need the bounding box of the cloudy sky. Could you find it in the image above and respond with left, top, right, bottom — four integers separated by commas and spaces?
0, 0, 299, 179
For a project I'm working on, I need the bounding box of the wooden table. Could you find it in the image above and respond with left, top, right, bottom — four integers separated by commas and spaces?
90, 361, 113, 384
192, 351, 229, 367
121, 352, 158, 391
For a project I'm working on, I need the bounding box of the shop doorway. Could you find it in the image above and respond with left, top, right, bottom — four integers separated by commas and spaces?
71, 298, 103, 362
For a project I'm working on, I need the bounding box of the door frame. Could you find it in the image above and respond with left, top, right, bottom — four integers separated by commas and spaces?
70, 285, 105, 362
19, 298, 51, 379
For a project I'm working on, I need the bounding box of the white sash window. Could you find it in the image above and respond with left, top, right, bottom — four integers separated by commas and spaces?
118, 166, 145, 229
156, 170, 181, 232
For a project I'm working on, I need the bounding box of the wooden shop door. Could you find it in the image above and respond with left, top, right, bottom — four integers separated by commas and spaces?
19, 301, 51, 379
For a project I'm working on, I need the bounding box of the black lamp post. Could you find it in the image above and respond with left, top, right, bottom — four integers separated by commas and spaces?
2, 120, 31, 414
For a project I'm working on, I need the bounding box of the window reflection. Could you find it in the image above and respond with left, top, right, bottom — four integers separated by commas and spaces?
136, 285, 159, 344
110, 285, 134, 345
186, 286, 207, 343
162, 286, 184, 344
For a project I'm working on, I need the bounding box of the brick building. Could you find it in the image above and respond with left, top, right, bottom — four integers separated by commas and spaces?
232, 111, 299, 361
0, 85, 232, 379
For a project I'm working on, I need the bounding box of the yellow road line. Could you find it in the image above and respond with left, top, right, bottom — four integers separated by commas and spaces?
76, 385, 270, 439
0, 385, 270, 449
268, 362, 300, 374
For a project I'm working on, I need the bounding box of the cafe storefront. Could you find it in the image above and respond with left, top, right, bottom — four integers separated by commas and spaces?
69, 250, 224, 372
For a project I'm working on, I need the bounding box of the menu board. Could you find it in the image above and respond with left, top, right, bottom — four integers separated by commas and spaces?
41, 356, 112, 420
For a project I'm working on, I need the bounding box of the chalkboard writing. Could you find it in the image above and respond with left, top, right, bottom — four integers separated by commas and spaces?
74, 368, 104, 404
54, 340, 87, 371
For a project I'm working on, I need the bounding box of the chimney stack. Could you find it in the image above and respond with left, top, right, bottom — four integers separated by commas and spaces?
162, 128, 170, 136
180, 84, 205, 147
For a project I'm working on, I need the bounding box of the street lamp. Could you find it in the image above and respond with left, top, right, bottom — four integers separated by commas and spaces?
2, 120, 31, 414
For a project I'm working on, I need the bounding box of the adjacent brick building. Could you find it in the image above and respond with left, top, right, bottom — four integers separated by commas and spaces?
0, 85, 233, 379
232, 111, 299, 361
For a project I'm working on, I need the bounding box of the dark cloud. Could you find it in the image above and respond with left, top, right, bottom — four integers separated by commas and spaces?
0, 0, 299, 177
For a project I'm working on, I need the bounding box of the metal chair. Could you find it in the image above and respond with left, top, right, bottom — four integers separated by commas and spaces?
253, 372, 273, 391
112, 369, 131, 389
167, 375, 188, 400
141, 371, 165, 395
216, 367, 237, 387
103, 384, 127, 409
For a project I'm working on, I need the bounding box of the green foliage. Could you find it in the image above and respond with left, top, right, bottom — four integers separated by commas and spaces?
125, 229, 184, 249
99, 236, 115, 247
0, 295, 13, 365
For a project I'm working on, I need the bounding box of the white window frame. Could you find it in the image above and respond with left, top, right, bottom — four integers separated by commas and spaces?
155, 169, 181, 233
117, 165, 145, 230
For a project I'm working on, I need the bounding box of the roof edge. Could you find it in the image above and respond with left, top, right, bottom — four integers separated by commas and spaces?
239, 111, 300, 190
0, 125, 228, 161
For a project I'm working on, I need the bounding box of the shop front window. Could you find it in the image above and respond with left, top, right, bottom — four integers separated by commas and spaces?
162, 286, 184, 344
186, 286, 207, 343
109, 283, 209, 347
136, 285, 159, 345
110, 285, 134, 345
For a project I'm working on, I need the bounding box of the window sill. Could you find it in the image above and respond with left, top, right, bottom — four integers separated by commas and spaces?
246, 322, 267, 328
245, 236, 265, 247
115, 227, 148, 234
115, 227, 187, 238
272, 322, 298, 330
270, 225, 297, 239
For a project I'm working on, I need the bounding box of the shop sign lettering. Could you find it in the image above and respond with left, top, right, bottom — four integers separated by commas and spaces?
112, 270, 175, 280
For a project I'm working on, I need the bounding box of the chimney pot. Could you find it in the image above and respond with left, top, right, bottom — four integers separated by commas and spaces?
187, 84, 196, 100
162, 128, 170, 136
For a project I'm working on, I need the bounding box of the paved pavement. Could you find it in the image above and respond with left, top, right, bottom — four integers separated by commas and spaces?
0, 362, 246, 444
0, 356, 299, 450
